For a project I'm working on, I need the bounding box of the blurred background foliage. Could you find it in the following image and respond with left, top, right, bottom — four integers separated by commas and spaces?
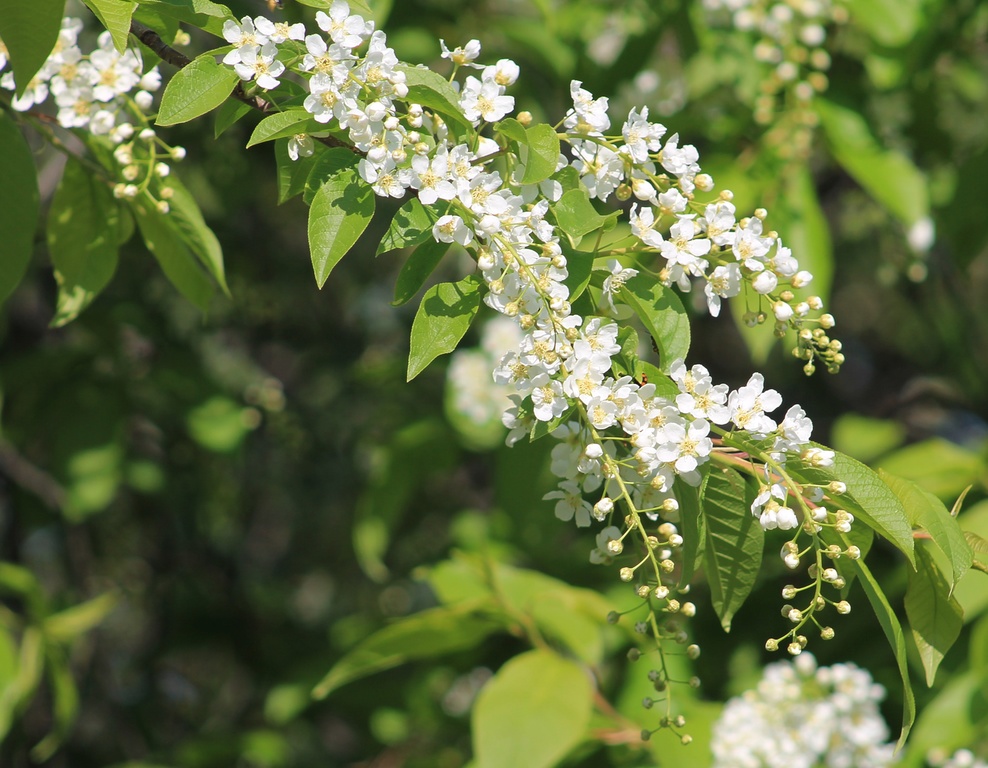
1, 0, 988, 765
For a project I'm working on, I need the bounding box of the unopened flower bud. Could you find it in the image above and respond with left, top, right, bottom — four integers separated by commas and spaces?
619, 567, 635, 582
836, 600, 851, 614
788, 642, 802, 656
765, 638, 779, 651
681, 602, 696, 617
820, 626, 835, 640
666, 599, 681, 613
687, 644, 701, 660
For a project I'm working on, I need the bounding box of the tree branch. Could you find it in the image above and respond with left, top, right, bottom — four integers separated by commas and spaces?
128, 20, 362, 155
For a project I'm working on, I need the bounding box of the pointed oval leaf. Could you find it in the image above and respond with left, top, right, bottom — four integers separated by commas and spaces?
377, 197, 444, 255
880, 470, 972, 588
621, 273, 690, 370
473, 650, 593, 768
788, 449, 915, 566
312, 604, 501, 699
847, 555, 916, 750
307, 164, 375, 288
131, 196, 214, 310
816, 97, 928, 226
552, 188, 608, 239
520, 124, 560, 185
0, 0, 64, 98
247, 109, 318, 148
677, 478, 704, 589
82, 0, 136, 52
906, 543, 964, 687
162, 174, 228, 294
156, 51, 240, 126
47, 158, 122, 325
407, 274, 484, 380
392, 239, 450, 306
701, 467, 764, 631
396, 64, 471, 129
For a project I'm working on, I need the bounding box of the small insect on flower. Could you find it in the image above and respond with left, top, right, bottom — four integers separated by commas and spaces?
265, 0, 283, 10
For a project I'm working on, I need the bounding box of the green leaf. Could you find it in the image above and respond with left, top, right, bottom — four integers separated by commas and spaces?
621, 273, 690, 371
493, 117, 526, 145
303, 146, 358, 205
552, 188, 608, 240
848, 555, 916, 749
0, 0, 65, 98
0, 112, 40, 306
816, 97, 929, 226
849, 0, 924, 47
701, 467, 764, 631
47, 159, 121, 326
133, 0, 233, 35
246, 109, 319, 148
156, 51, 240, 126
213, 98, 252, 138
407, 275, 484, 381
392, 239, 450, 306
880, 471, 972, 589
777, 165, 833, 303
473, 650, 592, 768
678, 478, 704, 589
43, 592, 118, 643
131, 196, 214, 310
307, 161, 375, 288
495, 120, 559, 185
30, 647, 79, 762
519, 124, 560, 185
877, 438, 983, 501
82, 0, 137, 52
788, 449, 916, 567
274, 139, 321, 204
161, 174, 229, 294
562, 245, 593, 302
905, 543, 964, 687
311, 604, 501, 699
396, 64, 470, 129
377, 197, 443, 255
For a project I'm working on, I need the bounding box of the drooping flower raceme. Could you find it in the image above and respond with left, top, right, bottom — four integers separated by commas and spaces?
203, 0, 856, 729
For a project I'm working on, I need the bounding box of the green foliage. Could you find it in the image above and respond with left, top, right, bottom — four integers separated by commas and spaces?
1, 0, 987, 765
82, 0, 136, 53
407, 275, 484, 380
700, 468, 763, 632
157, 52, 241, 127
0, 0, 65, 98
0, 113, 40, 307
47, 158, 123, 326
307, 155, 375, 288
472, 650, 593, 768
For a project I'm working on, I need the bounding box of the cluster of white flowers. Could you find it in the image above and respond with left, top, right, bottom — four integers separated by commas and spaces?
0, 18, 183, 209
703, 0, 847, 135
712, 653, 896, 768
224, 0, 854, 687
